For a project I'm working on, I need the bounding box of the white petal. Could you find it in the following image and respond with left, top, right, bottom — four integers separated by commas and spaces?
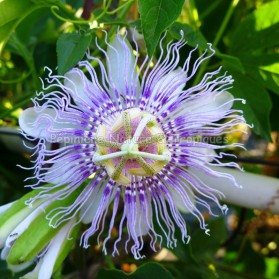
190, 166, 279, 214
4, 199, 52, 253
37, 220, 73, 279
0, 208, 32, 249
184, 91, 234, 115
133, 195, 152, 237
186, 147, 217, 163
151, 69, 186, 99
107, 35, 138, 95
19, 108, 76, 141
20, 261, 42, 279
44, 160, 79, 185
64, 70, 93, 106
80, 184, 108, 224
168, 183, 195, 214
0, 199, 46, 248
1, 246, 10, 260
19, 107, 54, 139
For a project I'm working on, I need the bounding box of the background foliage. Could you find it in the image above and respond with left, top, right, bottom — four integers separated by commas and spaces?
0, 0, 279, 278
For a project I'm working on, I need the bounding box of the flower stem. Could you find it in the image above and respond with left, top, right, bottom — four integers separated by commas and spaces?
199, 0, 223, 20
193, 0, 239, 85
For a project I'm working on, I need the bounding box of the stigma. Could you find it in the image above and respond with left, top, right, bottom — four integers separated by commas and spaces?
93, 108, 171, 186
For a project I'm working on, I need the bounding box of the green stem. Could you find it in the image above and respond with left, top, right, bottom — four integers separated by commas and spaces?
90, 0, 134, 57
199, 0, 223, 20
94, 0, 113, 21
51, 6, 89, 25
111, 0, 135, 29
192, 0, 239, 85
107, 0, 135, 15
50, 0, 77, 21
213, 0, 239, 48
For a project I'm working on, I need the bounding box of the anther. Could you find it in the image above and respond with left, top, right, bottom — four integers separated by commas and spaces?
95, 138, 121, 149
123, 111, 132, 140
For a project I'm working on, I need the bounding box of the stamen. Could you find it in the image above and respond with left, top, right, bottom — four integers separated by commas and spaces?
135, 156, 156, 176
129, 160, 167, 176
95, 138, 121, 149
93, 151, 127, 163
123, 110, 132, 140
111, 157, 128, 180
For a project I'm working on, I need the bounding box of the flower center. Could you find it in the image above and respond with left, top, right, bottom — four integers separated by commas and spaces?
93, 108, 171, 186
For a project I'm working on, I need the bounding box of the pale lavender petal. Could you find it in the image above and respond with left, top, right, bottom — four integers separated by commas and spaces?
106, 32, 139, 107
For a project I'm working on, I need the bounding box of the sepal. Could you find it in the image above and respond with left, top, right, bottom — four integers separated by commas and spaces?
6, 186, 83, 265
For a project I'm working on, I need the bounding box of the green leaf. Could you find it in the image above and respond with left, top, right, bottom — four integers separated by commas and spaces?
227, 68, 272, 140
96, 262, 174, 279
217, 53, 245, 74
168, 262, 206, 279
190, 217, 227, 260
231, 1, 279, 54
138, 0, 185, 57
0, 0, 44, 53
170, 22, 208, 50
246, 67, 279, 96
238, 240, 266, 276
238, 54, 279, 95
56, 32, 92, 75
0, 0, 32, 27
15, 7, 51, 44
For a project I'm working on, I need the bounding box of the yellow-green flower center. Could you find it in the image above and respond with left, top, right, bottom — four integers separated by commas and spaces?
94, 108, 171, 186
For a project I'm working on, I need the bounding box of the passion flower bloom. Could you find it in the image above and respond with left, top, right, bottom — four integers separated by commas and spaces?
19, 30, 246, 259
